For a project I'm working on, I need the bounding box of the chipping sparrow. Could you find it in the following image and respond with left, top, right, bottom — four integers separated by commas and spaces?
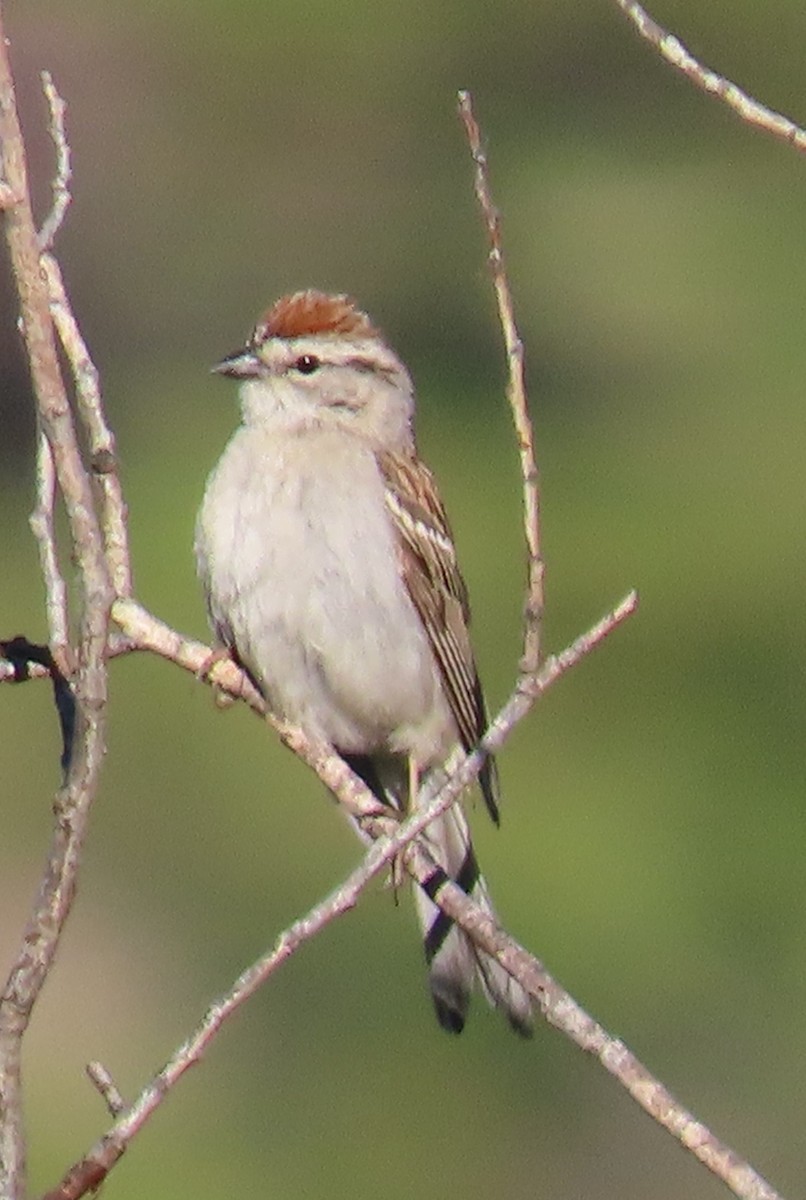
195, 289, 531, 1035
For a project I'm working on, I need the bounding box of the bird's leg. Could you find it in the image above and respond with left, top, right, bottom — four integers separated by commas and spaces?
389, 757, 420, 902
196, 644, 242, 708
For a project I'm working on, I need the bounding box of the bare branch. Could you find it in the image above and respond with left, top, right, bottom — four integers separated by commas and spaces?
29, 430, 71, 663
451, 91, 781, 1200
0, 14, 112, 1199
111, 591, 638, 844
457, 90, 544, 676
37, 71, 71, 251
614, 0, 806, 151
85, 1064, 126, 1119
48, 581, 788, 1200
30, 71, 132, 600
42, 254, 133, 598
401, 842, 784, 1200
0, 633, 134, 685
42, 591, 638, 1200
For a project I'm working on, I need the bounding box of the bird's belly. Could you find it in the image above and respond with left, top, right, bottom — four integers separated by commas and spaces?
199, 442, 452, 760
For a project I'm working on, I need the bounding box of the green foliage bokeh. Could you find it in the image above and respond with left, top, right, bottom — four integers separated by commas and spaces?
2, 2, 806, 1197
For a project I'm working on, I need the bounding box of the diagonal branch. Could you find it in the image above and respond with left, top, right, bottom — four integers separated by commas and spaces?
401, 843, 784, 1200
614, 0, 806, 151
42, 593, 638, 1200
43, 586, 783, 1200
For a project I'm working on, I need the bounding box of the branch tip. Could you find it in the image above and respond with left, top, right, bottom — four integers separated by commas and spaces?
38, 69, 72, 251
614, 0, 806, 152
86, 1062, 127, 1118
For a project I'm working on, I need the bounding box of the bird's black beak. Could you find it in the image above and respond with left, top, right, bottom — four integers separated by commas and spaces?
211, 348, 263, 378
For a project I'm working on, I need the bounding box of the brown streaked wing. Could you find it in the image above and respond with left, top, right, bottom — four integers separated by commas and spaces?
379, 450, 500, 824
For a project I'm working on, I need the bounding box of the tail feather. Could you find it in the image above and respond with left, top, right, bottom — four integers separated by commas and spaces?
342, 751, 532, 1036
414, 804, 533, 1036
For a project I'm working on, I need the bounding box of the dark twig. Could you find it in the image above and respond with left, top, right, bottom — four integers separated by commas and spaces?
0, 638, 76, 775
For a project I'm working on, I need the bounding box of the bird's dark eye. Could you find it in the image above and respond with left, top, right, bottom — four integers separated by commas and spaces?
293, 354, 320, 375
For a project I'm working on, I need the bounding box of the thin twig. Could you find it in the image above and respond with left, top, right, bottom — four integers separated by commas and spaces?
0, 638, 76, 775
614, 0, 806, 151
29, 429, 71, 666
37, 71, 71, 251
457, 90, 544, 676
42, 255, 133, 599
85, 1064, 126, 1119
36, 70, 132, 599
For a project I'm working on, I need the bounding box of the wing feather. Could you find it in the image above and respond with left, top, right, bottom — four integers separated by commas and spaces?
379, 450, 500, 824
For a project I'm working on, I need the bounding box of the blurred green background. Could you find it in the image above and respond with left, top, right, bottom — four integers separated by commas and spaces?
3, 1, 806, 1197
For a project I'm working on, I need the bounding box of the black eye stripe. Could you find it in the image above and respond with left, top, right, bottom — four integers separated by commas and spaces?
293, 354, 320, 374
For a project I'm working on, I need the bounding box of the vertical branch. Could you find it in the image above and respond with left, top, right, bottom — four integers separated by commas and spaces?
29, 430, 71, 667
43, 253, 133, 598
37, 72, 132, 599
457, 91, 544, 675
37, 71, 71, 253
0, 12, 113, 1200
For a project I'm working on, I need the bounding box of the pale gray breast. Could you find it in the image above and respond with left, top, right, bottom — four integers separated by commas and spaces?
196, 425, 448, 753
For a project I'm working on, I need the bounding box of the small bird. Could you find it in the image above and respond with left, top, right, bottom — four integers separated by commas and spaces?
195, 289, 531, 1035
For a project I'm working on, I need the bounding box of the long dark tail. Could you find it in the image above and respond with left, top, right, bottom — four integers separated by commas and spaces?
413, 802, 532, 1035
343, 752, 533, 1036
